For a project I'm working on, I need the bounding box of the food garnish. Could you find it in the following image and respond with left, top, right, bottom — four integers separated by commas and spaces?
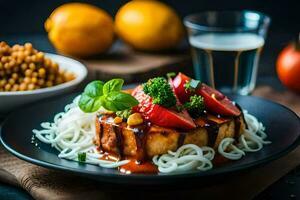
184, 95, 205, 118
184, 79, 201, 92
143, 77, 176, 108
116, 109, 132, 119
79, 79, 138, 113
78, 152, 86, 163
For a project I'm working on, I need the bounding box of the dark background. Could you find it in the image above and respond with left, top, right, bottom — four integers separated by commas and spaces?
0, 0, 299, 80
0, 0, 299, 35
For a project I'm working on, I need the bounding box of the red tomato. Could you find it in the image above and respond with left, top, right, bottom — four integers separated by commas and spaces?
171, 73, 241, 116
197, 84, 241, 116
171, 72, 192, 103
276, 42, 300, 93
131, 85, 196, 130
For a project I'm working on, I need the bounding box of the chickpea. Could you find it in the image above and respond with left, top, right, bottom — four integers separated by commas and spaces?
0, 79, 7, 87
38, 68, 46, 77
12, 73, 18, 80
18, 52, 25, 60
11, 84, 19, 91
8, 78, 15, 85
12, 44, 20, 51
32, 72, 38, 78
28, 83, 35, 90
21, 63, 27, 70
64, 72, 75, 81
55, 76, 63, 84
19, 83, 27, 91
29, 63, 35, 71
24, 77, 31, 84
36, 52, 44, 61
4, 62, 10, 69
46, 81, 53, 87
37, 79, 45, 86
114, 117, 123, 124
9, 60, 15, 67
51, 62, 59, 72
1, 56, 8, 63
24, 43, 33, 51
24, 50, 31, 57
0, 42, 75, 93
48, 74, 55, 81
31, 55, 37, 62
31, 77, 37, 84
25, 56, 31, 63
4, 84, 11, 91
127, 113, 143, 126
25, 69, 32, 77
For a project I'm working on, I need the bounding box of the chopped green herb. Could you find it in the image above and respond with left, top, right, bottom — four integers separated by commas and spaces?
166, 72, 177, 79
78, 152, 86, 163
143, 77, 176, 108
116, 109, 132, 119
184, 79, 202, 92
79, 79, 139, 113
184, 95, 205, 118
175, 105, 184, 112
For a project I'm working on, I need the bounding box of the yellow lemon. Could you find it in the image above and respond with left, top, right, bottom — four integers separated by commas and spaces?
115, 0, 184, 51
45, 3, 114, 57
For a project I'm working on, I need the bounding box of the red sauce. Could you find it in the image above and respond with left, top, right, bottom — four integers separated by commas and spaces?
213, 154, 230, 167
119, 160, 158, 174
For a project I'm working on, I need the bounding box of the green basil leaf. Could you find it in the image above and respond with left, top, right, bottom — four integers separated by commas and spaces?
103, 79, 124, 95
79, 93, 102, 113
101, 91, 138, 111
84, 80, 104, 97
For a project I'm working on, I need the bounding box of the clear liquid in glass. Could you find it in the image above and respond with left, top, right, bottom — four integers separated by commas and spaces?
189, 33, 264, 95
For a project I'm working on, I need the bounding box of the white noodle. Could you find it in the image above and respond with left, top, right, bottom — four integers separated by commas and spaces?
218, 110, 271, 160
33, 96, 129, 168
152, 144, 215, 173
33, 95, 269, 173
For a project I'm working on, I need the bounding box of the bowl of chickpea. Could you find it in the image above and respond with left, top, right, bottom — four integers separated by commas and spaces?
0, 42, 87, 115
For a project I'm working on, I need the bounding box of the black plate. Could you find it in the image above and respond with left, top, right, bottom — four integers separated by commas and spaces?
1, 93, 300, 185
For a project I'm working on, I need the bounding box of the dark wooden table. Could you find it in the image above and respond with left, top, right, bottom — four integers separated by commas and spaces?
0, 32, 298, 200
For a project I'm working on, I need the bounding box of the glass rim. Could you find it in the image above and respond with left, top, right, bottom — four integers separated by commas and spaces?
183, 10, 271, 32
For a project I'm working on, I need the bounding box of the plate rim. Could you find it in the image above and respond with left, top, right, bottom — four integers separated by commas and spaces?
1, 93, 300, 181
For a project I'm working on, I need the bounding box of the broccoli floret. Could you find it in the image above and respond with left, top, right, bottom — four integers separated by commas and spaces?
116, 109, 132, 119
143, 77, 176, 108
184, 95, 205, 117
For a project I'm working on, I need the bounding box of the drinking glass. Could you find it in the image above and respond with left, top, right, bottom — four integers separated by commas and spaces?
184, 11, 270, 95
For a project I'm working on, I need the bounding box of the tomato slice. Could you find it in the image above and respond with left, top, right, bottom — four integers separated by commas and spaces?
197, 84, 241, 116
171, 73, 241, 116
131, 85, 196, 130
171, 72, 192, 103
